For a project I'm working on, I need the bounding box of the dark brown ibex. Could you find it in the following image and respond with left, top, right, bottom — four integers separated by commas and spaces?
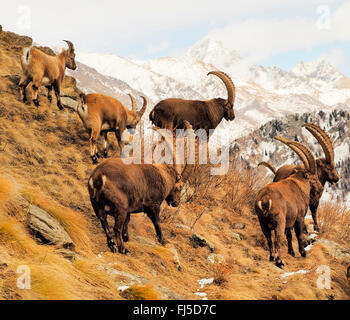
258, 124, 339, 231
19, 40, 77, 109
88, 121, 194, 254
255, 137, 321, 268
149, 71, 236, 136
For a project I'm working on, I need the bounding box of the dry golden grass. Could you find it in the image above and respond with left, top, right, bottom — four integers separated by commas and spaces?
120, 284, 160, 300
0, 29, 349, 300
0, 174, 17, 202
317, 202, 350, 244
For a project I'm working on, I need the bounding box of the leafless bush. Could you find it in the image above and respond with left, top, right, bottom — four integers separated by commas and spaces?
211, 261, 230, 286
318, 202, 350, 243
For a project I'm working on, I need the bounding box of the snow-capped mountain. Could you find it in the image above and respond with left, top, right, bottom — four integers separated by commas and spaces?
73, 36, 350, 146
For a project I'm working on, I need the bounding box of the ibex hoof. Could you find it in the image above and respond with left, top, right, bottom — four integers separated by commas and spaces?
159, 238, 168, 246
108, 245, 116, 253
119, 247, 130, 255
91, 155, 98, 164
122, 234, 129, 242
288, 250, 295, 257
275, 258, 284, 269
300, 251, 306, 258
58, 104, 64, 110
33, 99, 40, 107
103, 150, 108, 158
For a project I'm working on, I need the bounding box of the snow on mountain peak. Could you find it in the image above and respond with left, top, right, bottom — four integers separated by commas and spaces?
184, 37, 245, 69
291, 59, 342, 82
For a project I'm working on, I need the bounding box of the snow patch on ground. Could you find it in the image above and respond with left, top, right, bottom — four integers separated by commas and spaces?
197, 278, 214, 289
194, 278, 214, 300
117, 285, 129, 292
305, 243, 314, 251
281, 270, 309, 279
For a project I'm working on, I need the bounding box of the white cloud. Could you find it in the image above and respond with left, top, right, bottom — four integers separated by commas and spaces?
0, 1, 343, 46
204, 1, 350, 63
0, 0, 348, 65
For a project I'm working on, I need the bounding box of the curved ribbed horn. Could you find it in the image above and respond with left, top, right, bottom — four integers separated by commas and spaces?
303, 123, 334, 163
275, 136, 310, 171
207, 71, 235, 108
63, 40, 74, 52
128, 94, 137, 112
288, 140, 317, 175
137, 96, 147, 118
258, 162, 276, 175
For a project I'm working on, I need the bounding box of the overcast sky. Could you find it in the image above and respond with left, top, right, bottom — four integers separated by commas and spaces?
2, 0, 350, 75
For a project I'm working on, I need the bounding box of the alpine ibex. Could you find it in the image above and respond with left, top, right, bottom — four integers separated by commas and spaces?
88, 121, 194, 254
255, 136, 321, 268
258, 124, 339, 231
77, 93, 147, 163
149, 71, 235, 136
19, 40, 77, 109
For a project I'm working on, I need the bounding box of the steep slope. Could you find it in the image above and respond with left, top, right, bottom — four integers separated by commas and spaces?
0, 28, 349, 300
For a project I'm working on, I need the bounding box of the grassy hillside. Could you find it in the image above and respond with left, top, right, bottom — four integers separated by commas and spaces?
0, 28, 349, 300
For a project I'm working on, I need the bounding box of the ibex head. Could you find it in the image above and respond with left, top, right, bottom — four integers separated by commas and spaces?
208, 71, 236, 121
166, 178, 185, 207
63, 40, 77, 70
127, 94, 147, 133
303, 124, 339, 185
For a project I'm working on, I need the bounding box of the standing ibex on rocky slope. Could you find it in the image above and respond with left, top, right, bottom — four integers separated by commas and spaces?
149, 71, 236, 136
77, 93, 147, 163
255, 136, 321, 268
88, 121, 194, 254
258, 124, 339, 231
19, 41, 77, 109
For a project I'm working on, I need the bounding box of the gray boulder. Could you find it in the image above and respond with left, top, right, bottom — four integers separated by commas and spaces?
232, 223, 246, 230
60, 95, 78, 111
190, 233, 214, 252
27, 204, 74, 249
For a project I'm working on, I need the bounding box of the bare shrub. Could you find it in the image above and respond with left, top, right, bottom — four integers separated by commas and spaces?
318, 202, 350, 243
210, 261, 231, 286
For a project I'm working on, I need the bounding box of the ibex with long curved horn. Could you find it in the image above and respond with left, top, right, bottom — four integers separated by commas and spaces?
149, 71, 236, 136
19, 40, 77, 109
258, 124, 339, 231
255, 136, 321, 268
88, 121, 194, 254
77, 93, 147, 163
